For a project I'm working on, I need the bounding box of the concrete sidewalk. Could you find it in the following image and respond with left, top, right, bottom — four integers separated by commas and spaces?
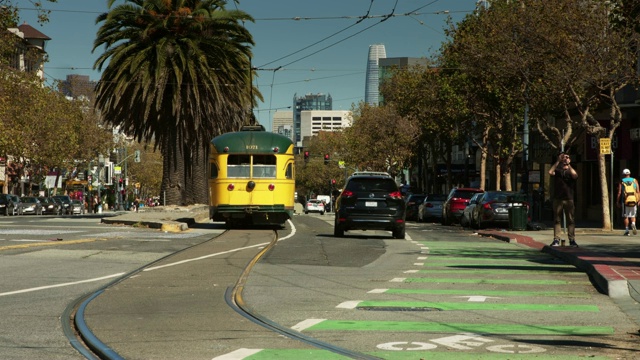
100, 204, 210, 232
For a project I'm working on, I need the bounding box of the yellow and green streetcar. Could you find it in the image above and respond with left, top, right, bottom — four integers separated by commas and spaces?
209, 125, 295, 227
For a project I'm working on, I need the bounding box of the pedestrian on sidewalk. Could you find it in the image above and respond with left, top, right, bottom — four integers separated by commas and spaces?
616, 168, 639, 236
548, 152, 578, 247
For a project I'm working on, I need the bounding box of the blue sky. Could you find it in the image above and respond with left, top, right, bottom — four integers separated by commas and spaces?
16, 0, 477, 130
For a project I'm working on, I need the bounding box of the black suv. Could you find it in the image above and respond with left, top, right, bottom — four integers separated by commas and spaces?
334, 171, 406, 239
0, 194, 22, 216
52, 195, 72, 215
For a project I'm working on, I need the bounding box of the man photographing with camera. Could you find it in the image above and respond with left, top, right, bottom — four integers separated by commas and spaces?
548, 152, 578, 247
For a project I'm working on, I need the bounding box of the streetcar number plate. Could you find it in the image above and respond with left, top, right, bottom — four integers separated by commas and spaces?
365, 201, 377, 207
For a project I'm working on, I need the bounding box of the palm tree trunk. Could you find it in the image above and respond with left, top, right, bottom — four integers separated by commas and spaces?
184, 144, 209, 205
161, 136, 184, 205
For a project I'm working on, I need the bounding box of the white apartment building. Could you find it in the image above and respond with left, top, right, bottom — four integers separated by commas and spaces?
300, 110, 352, 139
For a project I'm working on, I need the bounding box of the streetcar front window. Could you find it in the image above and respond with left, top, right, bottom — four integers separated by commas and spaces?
227, 155, 250, 178
252, 155, 277, 179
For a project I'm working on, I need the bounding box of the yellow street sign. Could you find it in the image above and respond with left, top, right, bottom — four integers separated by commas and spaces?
600, 138, 611, 155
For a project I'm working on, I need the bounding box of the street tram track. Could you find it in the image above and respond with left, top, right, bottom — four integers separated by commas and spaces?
62, 228, 378, 360
225, 230, 380, 360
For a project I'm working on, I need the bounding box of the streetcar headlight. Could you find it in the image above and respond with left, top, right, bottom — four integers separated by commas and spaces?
247, 181, 256, 190
268, 184, 275, 191
273, 147, 279, 153
227, 184, 235, 191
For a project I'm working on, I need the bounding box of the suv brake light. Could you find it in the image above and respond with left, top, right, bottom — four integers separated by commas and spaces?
341, 190, 354, 197
389, 191, 403, 199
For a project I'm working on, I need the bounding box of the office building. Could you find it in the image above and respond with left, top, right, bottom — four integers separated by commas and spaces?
364, 44, 386, 106
300, 110, 351, 141
293, 93, 332, 148
272, 110, 294, 142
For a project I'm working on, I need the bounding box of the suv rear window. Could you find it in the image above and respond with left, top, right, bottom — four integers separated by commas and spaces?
346, 178, 397, 192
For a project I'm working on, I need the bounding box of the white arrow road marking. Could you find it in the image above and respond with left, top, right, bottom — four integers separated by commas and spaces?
413, 262, 424, 266
390, 278, 406, 282
417, 256, 427, 260
404, 270, 419, 273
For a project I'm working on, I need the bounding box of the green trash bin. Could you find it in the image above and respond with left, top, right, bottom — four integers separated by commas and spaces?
508, 194, 528, 231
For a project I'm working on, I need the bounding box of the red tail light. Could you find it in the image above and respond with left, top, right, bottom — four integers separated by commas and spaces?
482, 201, 494, 210
227, 184, 235, 191
389, 191, 403, 199
268, 184, 275, 191
342, 190, 354, 197
426, 203, 434, 208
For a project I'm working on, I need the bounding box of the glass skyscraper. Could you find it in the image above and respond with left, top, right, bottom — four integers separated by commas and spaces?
365, 44, 386, 106
293, 93, 332, 149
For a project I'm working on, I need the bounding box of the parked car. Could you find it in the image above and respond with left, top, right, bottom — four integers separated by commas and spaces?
441, 187, 484, 225
20, 196, 43, 215
472, 191, 527, 229
70, 199, 86, 215
8, 195, 23, 216
39, 197, 62, 215
404, 194, 426, 222
461, 192, 483, 228
0, 194, 20, 216
418, 194, 447, 222
52, 195, 72, 215
334, 171, 406, 239
304, 199, 325, 215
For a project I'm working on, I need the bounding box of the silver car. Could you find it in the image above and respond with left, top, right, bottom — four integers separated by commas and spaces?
20, 196, 43, 215
417, 194, 446, 222
304, 199, 325, 215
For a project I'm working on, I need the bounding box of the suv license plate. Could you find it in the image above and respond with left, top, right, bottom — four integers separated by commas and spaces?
365, 201, 377, 207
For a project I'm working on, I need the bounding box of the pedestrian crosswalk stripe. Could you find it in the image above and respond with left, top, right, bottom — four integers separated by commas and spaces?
414, 268, 583, 275
405, 277, 589, 285
299, 319, 614, 335
371, 288, 590, 298
353, 301, 599, 312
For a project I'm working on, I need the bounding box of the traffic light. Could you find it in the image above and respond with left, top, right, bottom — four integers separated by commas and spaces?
134, 150, 141, 163
304, 151, 309, 163
324, 154, 330, 165
331, 179, 336, 185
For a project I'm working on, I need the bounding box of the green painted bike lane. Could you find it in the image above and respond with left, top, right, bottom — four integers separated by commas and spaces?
216, 232, 637, 359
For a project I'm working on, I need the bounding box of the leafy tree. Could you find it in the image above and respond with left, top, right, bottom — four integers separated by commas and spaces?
93, 0, 260, 205
380, 63, 466, 192
342, 102, 419, 178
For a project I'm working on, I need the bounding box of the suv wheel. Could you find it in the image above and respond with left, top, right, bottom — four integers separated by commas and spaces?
333, 217, 344, 237
392, 226, 405, 239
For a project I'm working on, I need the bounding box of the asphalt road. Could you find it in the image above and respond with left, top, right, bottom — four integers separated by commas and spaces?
1, 214, 638, 359
0, 214, 221, 360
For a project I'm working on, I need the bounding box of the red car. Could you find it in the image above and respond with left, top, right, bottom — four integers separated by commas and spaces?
441, 187, 484, 225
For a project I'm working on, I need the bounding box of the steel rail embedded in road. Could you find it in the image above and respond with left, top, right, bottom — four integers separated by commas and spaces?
62, 231, 226, 359
225, 230, 381, 360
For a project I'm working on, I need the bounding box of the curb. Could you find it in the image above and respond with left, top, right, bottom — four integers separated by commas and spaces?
101, 218, 189, 232
100, 211, 209, 232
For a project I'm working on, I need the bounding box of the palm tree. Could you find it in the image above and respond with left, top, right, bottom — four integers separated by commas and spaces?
93, 0, 259, 205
